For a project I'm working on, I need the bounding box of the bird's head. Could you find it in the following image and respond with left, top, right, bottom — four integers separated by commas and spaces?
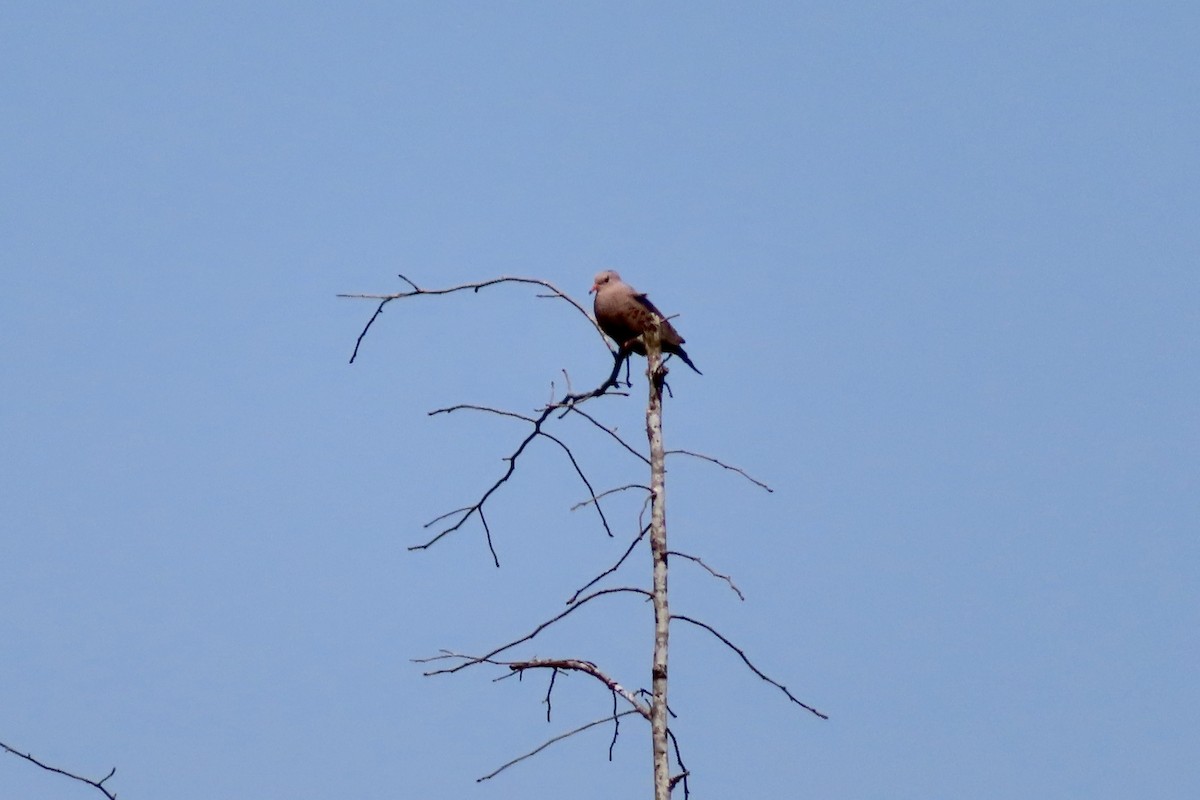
590, 270, 621, 294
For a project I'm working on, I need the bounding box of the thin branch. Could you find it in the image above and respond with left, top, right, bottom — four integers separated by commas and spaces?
543, 668, 558, 721
476, 710, 641, 783
566, 525, 650, 604
608, 689, 620, 759
344, 297, 388, 364
478, 506, 499, 567
340, 274, 610, 364
419, 587, 653, 675
432, 403, 538, 424
0, 740, 118, 800
422, 504, 471, 527
666, 727, 691, 799
419, 651, 651, 724
672, 614, 828, 719
566, 407, 650, 464
549, 347, 633, 405
414, 401, 615, 552
536, 428, 613, 537
667, 551, 745, 600
507, 658, 650, 721
665, 449, 774, 493
635, 688, 679, 719
570, 484, 650, 512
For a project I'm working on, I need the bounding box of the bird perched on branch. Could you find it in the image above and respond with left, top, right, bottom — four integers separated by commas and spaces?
590, 270, 702, 374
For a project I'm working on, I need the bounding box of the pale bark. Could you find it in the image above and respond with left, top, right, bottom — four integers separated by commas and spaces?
644, 326, 671, 800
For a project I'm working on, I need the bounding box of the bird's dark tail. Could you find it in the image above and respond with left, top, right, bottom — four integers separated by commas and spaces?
671, 347, 702, 375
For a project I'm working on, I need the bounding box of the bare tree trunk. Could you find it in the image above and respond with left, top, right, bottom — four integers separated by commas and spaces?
644, 327, 671, 800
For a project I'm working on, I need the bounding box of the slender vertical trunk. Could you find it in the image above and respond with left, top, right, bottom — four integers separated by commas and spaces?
644, 328, 670, 800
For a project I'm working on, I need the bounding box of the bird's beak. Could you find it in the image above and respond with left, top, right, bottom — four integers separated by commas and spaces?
589, 283, 598, 294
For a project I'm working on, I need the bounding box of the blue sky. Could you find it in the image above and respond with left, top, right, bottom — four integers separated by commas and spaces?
2, 3, 1197, 798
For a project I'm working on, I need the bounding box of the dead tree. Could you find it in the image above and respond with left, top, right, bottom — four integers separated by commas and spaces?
342, 274, 825, 798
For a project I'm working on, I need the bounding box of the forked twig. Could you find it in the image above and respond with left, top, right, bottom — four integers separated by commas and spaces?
508, 658, 650, 721
0, 740, 118, 800
415, 402, 616, 555
567, 525, 650, 604
415, 653, 650, 722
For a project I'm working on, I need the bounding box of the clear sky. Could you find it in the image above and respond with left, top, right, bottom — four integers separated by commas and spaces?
2, 3, 1197, 798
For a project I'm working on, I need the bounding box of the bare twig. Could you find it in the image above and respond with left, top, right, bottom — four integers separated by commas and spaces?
544, 667, 558, 721
0, 740, 118, 800
476, 710, 641, 783
418, 652, 651, 723
635, 688, 679, 720
672, 614, 827, 719
665, 449, 774, 493
567, 525, 650, 604
507, 658, 650, 721
608, 689, 620, 759
667, 551, 745, 600
478, 506, 499, 567
419, 587, 653, 675
415, 402, 615, 552
666, 727, 691, 799
570, 484, 650, 512
340, 274, 610, 364
566, 407, 650, 464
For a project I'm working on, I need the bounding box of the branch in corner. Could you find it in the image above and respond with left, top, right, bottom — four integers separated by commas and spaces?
0, 740, 118, 800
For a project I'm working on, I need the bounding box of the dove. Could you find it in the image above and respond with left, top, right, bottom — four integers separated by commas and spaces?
589, 270, 701, 374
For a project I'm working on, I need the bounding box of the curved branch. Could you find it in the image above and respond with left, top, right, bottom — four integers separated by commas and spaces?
340, 274, 611, 363
666, 727, 691, 799
567, 525, 650, 604
476, 710, 641, 783
672, 614, 827, 719
570, 483, 650, 512
415, 652, 651, 722
0, 740, 118, 800
419, 587, 652, 675
667, 551, 745, 600
507, 658, 651, 721
567, 407, 650, 464
665, 449, 774, 493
